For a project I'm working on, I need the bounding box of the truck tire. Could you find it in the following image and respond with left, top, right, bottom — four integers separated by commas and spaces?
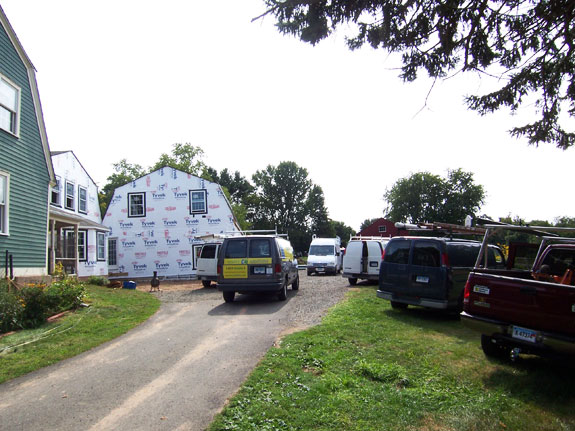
223, 291, 235, 303
278, 280, 288, 301
348, 278, 357, 286
292, 274, 300, 290
202, 280, 212, 288
390, 301, 408, 310
481, 335, 510, 359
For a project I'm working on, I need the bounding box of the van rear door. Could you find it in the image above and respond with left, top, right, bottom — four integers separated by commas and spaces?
366, 241, 384, 276
409, 240, 446, 300
380, 239, 411, 292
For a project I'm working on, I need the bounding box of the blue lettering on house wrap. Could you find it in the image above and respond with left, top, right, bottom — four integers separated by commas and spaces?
185, 218, 199, 226
173, 191, 188, 199
166, 238, 180, 246
122, 241, 136, 248
141, 220, 156, 228
152, 192, 166, 200
119, 221, 134, 229
155, 262, 170, 270
178, 261, 192, 269
84, 260, 98, 267
163, 220, 178, 227
144, 239, 158, 247
133, 263, 148, 271
208, 218, 222, 225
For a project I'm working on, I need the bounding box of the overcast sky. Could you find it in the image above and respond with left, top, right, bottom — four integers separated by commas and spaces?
2, 0, 573, 231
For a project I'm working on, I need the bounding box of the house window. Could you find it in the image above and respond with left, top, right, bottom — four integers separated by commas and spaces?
77, 230, 87, 261
65, 181, 75, 210
0, 173, 8, 234
97, 232, 106, 261
108, 238, 117, 266
189, 189, 207, 214
378, 225, 387, 233
51, 176, 61, 206
128, 192, 146, 217
0, 76, 19, 135
78, 186, 87, 214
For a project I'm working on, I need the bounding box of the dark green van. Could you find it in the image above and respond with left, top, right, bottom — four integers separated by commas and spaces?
217, 235, 299, 302
377, 237, 505, 311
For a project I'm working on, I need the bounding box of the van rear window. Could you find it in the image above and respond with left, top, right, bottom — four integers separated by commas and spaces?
200, 244, 217, 259
225, 240, 247, 258
384, 240, 410, 264
250, 239, 271, 258
413, 242, 441, 267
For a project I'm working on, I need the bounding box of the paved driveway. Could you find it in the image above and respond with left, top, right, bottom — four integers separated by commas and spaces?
0, 274, 349, 430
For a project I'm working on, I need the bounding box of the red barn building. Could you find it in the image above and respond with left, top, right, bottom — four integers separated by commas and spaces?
358, 218, 407, 237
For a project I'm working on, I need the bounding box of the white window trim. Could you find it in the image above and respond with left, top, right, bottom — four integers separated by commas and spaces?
51, 175, 61, 207
189, 189, 207, 214
78, 185, 88, 214
0, 74, 21, 137
128, 192, 146, 218
108, 237, 117, 266
77, 230, 87, 261
0, 171, 9, 236
378, 225, 387, 233
65, 181, 75, 211
97, 232, 106, 261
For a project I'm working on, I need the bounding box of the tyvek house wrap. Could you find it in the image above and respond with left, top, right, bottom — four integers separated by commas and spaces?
103, 167, 239, 279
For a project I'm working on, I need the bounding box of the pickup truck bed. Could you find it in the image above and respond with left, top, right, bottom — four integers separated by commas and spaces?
462, 270, 575, 358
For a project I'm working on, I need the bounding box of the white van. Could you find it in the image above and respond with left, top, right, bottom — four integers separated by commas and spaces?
342, 236, 390, 285
196, 242, 222, 287
307, 236, 342, 275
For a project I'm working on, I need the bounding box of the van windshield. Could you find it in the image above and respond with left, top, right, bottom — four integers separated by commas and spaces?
309, 245, 334, 256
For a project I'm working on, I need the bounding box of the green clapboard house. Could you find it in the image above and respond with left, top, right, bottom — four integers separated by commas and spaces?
0, 6, 55, 282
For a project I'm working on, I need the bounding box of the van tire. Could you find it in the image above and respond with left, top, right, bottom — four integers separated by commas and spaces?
292, 275, 300, 290
390, 301, 408, 310
202, 280, 212, 288
481, 335, 510, 359
223, 291, 235, 303
278, 280, 288, 301
348, 278, 357, 286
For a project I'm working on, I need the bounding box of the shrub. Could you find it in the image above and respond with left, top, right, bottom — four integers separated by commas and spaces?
46, 278, 86, 312
0, 287, 23, 333
19, 285, 49, 328
86, 276, 108, 286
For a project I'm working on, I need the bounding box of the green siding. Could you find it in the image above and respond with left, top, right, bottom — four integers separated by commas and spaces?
0, 21, 51, 271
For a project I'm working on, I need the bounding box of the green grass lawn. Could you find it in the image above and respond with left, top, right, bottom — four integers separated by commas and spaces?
209, 287, 575, 431
0, 285, 160, 384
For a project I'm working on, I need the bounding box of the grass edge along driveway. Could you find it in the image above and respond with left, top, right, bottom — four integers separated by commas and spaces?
209, 287, 575, 431
0, 285, 160, 384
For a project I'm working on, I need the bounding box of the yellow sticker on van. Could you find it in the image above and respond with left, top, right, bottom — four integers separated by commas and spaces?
224, 258, 272, 265
223, 264, 248, 279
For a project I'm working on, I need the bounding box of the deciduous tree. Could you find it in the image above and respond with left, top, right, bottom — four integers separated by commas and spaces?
384, 169, 484, 224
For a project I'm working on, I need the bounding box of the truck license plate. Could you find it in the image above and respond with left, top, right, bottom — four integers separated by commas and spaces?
253, 266, 266, 274
416, 276, 429, 283
511, 325, 537, 343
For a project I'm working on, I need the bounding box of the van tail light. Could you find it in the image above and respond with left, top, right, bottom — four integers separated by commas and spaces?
274, 263, 282, 274
441, 252, 450, 267
381, 249, 386, 261
463, 280, 471, 305
217, 265, 222, 275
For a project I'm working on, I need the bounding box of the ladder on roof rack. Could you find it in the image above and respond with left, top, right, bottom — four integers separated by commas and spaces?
394, 222, 486, 236
349, 235, 391, 241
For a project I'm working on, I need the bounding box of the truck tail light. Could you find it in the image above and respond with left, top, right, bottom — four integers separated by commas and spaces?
463, 280, 471, 304
217, 265, 222, 275
275, 263, 282, 274
442, 252, 450, 267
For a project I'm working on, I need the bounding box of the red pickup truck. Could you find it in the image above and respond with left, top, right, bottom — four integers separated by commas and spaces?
461, 226, 575, 360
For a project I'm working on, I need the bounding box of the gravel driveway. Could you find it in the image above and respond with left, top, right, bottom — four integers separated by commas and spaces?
150, 271, 351, 329
0, 272, 354, 431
